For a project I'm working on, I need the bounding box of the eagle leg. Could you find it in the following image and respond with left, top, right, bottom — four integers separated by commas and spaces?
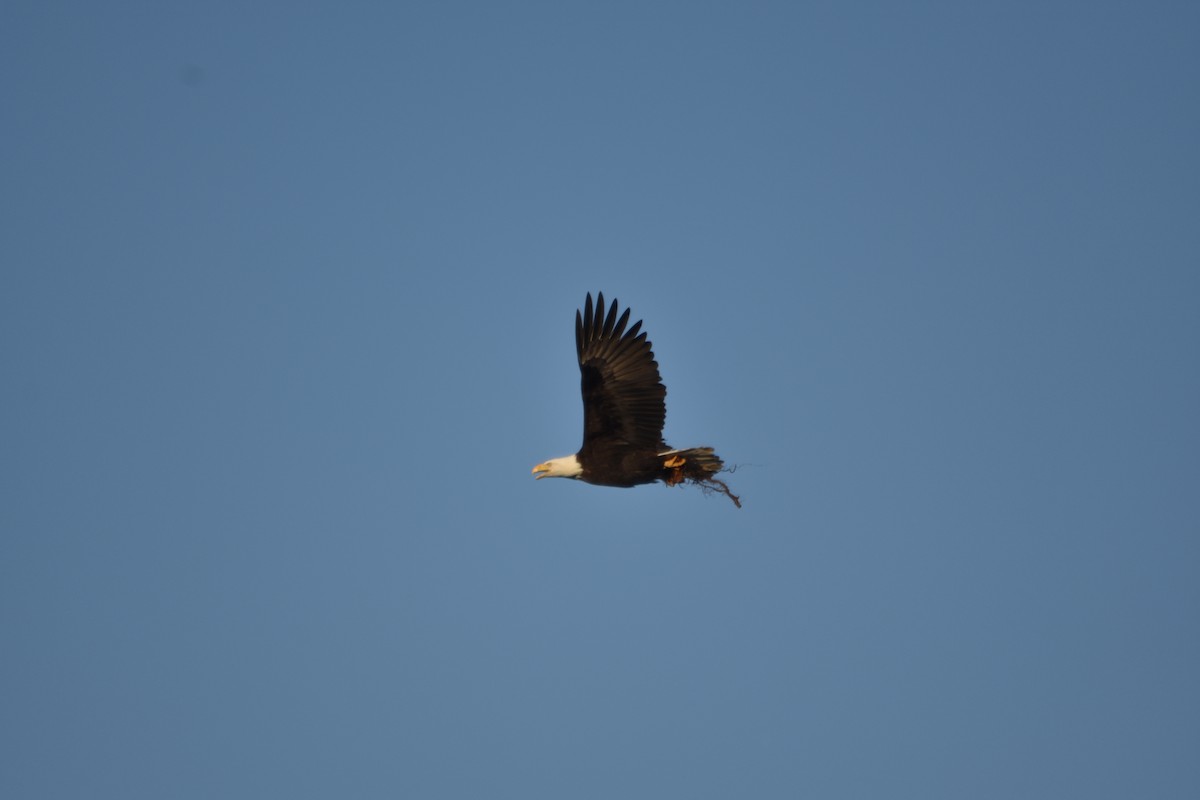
663, 454, 687, 486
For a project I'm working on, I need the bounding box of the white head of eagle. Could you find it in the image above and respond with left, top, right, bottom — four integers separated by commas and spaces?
531, 455, 583, 480
531, 292, 741, 507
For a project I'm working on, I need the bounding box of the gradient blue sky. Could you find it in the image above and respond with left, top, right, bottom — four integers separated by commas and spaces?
3, 2, 1198, 798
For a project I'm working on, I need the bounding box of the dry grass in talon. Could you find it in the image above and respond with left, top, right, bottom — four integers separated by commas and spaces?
688, 473, 742, 509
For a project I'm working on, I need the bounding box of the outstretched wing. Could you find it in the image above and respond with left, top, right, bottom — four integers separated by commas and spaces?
575, 292, 667, 449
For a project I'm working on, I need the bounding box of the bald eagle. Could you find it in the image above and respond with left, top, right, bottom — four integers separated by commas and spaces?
532, 292, 741, 508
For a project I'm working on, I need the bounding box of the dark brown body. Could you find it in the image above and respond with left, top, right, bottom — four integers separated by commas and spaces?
579, 445, 726, 488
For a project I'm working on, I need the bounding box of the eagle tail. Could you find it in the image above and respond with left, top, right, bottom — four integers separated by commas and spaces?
660, 447, 724, 476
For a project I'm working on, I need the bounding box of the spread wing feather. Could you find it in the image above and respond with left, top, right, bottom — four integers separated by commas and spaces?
576, 292, 667, 449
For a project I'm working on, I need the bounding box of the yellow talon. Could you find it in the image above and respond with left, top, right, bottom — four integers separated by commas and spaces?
664, 455, 686, 468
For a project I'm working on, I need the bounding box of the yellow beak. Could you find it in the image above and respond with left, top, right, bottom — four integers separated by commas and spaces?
531, 463, 550, 479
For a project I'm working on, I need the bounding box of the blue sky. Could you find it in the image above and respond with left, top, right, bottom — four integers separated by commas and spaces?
3, 2, 1198, 797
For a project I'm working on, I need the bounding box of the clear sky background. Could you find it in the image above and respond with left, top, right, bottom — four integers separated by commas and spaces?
3, 2, 1198, 798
